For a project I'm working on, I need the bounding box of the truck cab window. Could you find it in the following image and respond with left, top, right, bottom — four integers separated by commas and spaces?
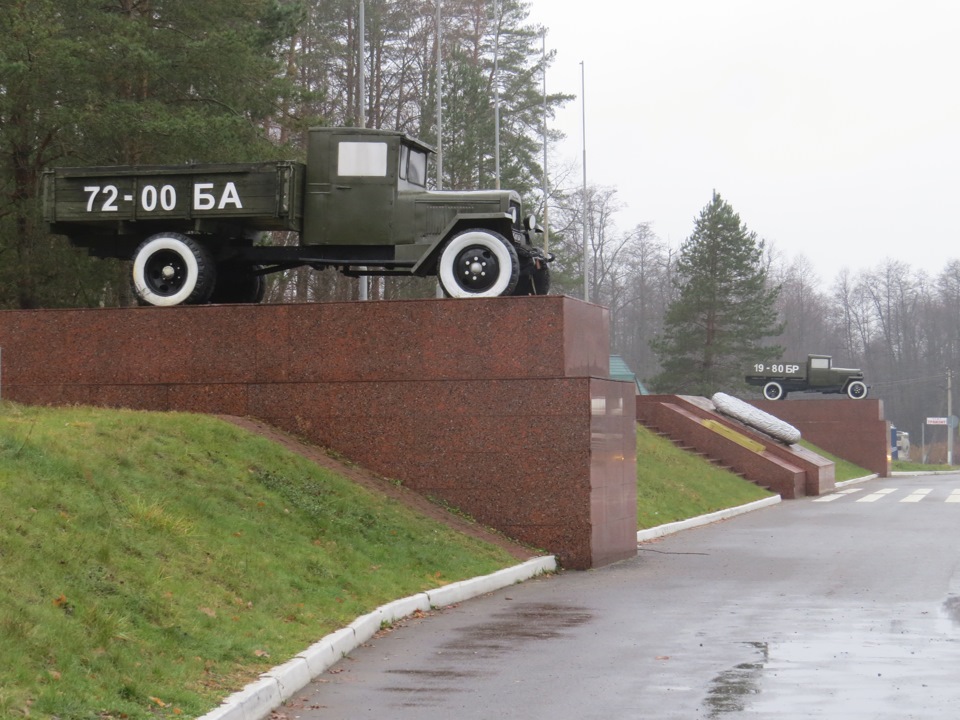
338, 142, 388, 177
407, 148, 427, 186
399, 145, 409, 181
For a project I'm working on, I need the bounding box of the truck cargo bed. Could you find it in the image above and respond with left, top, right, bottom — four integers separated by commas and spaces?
43, 162, 304, 239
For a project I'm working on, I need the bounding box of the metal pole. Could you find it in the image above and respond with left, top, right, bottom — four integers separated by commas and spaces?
542, 29, 549, 254
948, 368, 953, 464
358, 0, 368, 301
493, 0, 501, 189
580, 60, 588, 303
435, 0, 443, 190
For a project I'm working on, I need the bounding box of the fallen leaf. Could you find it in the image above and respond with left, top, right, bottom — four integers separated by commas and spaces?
149, 696, 167, 707
254, 649, 270, 658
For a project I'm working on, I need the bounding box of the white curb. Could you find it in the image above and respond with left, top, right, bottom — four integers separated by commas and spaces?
197, 555, 556, 720
636, 495, 782, 543
836, 473, 877, 488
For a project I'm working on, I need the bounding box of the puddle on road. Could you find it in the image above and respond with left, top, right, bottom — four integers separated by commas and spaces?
383, 602, 593, 708
704, 642, 767, 717
942, 595, 960, 627
700, 608, 960, 717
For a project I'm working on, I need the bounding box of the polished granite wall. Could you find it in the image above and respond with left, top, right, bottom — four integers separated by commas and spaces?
0, 296, 637, 569
749, 398, 890, 477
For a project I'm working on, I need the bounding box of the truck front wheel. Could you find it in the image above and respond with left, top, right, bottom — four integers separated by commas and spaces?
437, 230, 519, 298
762, 381, 785, 401
846, 380, 868, 399
131, 233, 215, 306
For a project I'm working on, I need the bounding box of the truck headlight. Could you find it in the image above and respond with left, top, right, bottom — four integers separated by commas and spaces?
524, 214, 539, 232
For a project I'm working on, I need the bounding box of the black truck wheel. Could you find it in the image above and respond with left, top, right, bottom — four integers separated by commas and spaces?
762, 381, 785, 401
131, 233, 215, 306
846, 380, 868, 399
437, 229, 519, 298
209, 264, 266, 304
513, 257, 552, 296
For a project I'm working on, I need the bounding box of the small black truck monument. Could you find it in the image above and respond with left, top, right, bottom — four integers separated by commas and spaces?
43, 127, 550, 306
745, 354, 868, 400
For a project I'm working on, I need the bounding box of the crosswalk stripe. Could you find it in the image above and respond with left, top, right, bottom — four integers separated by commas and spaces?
857, 488, 897, 502
813, 488, 864, 502
815, 488, 960, 503
900, 488, 933, 503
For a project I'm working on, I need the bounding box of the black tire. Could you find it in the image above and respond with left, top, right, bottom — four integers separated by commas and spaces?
762, 381, 785, 401
513, 262, 551, 296
131, 233, 215, 306
209, 264, 266, 304
846, 380, 868, 399
437, 229, 519, 298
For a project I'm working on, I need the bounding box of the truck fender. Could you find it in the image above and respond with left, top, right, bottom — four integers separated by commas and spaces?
411, 212, 515, 276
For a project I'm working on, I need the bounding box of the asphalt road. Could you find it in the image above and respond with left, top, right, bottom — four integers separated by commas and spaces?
277, 475, 960, 719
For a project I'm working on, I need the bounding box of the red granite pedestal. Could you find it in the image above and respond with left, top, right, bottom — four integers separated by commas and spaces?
749, 398, 890, 477
0, 296, 637, 569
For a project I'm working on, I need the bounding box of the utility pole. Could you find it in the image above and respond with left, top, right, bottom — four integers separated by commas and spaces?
435, 0, 443, 189
358, 0, 368, 301
541, 29, 549, 255
949, 367, 954, 465
580, 60, 588, 303
493, 0, 501, 189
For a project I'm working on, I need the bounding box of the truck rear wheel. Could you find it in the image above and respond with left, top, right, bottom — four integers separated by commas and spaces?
131, 233, 215, 306
209, 264, 266, 304
437, 229, 519, 298
762, 381, 785, 401
846, 380, 868, 399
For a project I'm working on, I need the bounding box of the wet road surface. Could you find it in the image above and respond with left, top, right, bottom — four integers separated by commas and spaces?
276, 475, 960, 719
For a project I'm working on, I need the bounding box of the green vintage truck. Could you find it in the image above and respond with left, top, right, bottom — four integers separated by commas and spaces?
745, 354, 868, 400
43, 127, 551, 306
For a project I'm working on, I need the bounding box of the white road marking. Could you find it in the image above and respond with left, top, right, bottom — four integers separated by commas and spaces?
900, 488, 933, 503
813, 488, 864, 503
815, 487, 960, 504
857, 488, 898, 502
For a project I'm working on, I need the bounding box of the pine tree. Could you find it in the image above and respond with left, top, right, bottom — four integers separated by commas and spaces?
650, 192, 783, 394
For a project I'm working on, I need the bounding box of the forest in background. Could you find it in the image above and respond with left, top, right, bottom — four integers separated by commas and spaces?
2, 0, 958, 454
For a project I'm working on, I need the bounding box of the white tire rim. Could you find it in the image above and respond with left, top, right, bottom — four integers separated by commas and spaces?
847, 381, 867, 399
438, 231, 514, 298
763, 382, 784, 400
132, 236, 200, 306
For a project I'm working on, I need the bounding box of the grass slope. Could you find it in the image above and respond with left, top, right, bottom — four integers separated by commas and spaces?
797, 440, 872, 481
635, 426, 773, 528
1, 404, 845, 718
0, 403, 518, 720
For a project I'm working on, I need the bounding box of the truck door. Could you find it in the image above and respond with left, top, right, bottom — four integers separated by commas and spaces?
303, 131, 396, 246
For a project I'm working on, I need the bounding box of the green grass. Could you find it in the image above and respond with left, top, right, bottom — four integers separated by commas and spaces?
635, 426, 773, 529
797, 440, 872, 481
1, 402, 875, 718
892, 459, 954, 472
0, 403, 518, 720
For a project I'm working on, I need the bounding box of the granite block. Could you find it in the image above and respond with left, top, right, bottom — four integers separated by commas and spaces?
0, 298, 637, 569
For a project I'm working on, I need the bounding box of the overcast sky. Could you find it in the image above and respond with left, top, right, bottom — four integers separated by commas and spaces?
526, 0, 960, 284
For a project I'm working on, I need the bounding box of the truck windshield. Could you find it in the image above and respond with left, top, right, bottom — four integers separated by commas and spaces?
407, 147, 427, 186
